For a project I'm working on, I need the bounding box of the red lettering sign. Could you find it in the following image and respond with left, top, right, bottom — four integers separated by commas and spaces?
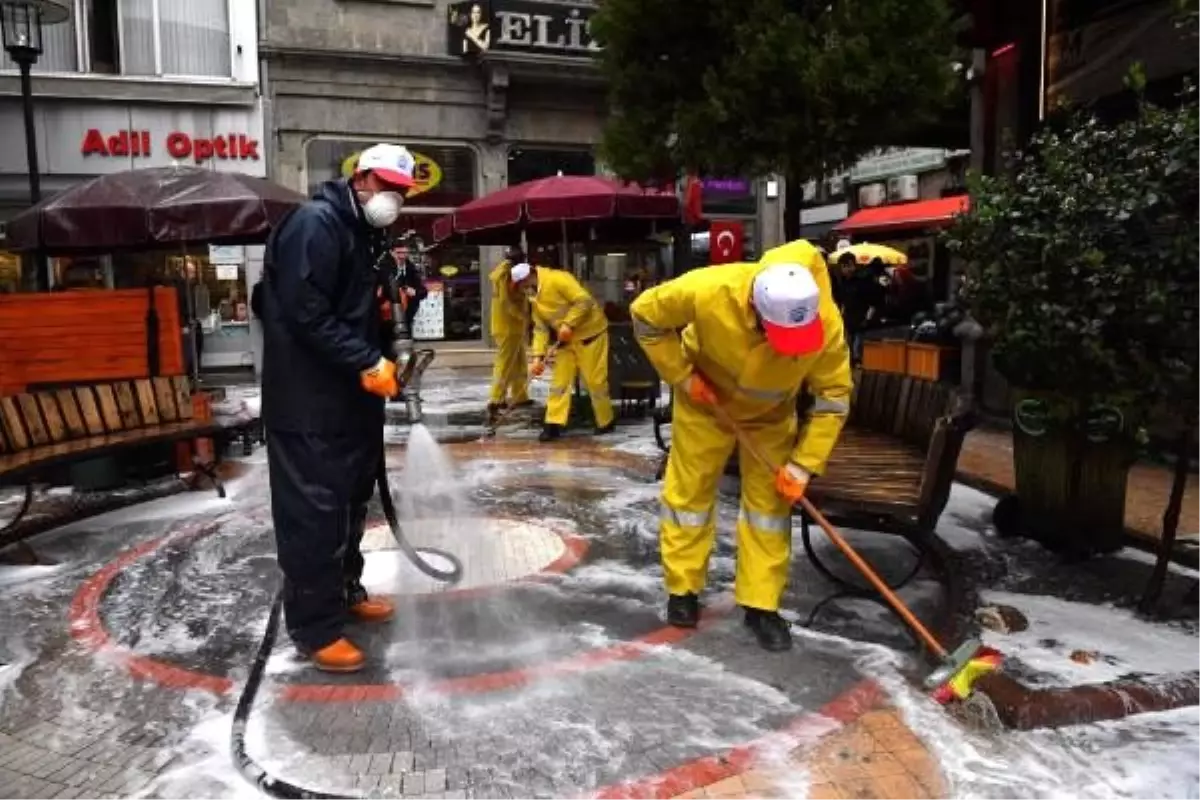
81, 129, 260, 162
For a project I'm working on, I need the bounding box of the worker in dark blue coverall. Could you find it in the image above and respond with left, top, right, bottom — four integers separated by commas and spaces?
260, 143, 416, 673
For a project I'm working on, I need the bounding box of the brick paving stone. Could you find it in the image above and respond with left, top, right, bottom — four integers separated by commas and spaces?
402, 771, 425, 796
378, 775, 405, 796
349, 753, 372, 772
356, 774, 383, 793
368, 753, 394, 774
425, 767, 448, 791
391, 751, 415, 772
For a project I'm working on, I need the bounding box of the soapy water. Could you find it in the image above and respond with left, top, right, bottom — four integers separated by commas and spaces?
1, 421, 1197, 799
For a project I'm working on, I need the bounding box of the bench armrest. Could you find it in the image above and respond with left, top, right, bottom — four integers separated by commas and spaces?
915, 397, 978, 531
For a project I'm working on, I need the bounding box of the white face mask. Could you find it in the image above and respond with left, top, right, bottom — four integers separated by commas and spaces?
359, 190, 403, 228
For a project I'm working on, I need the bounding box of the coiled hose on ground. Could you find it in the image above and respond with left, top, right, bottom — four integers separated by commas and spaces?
231, 453, 464, 798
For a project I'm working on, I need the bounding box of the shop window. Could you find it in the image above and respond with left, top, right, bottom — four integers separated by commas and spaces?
700, 178, 757, 217
507, 149, 595, 185
0, 10, 78, 72
87, 0, 120, 74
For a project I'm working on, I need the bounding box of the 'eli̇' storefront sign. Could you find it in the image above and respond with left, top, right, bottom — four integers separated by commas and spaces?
340, 149, 443, 198
448, 1, 599, 58
80, 129, 261, 163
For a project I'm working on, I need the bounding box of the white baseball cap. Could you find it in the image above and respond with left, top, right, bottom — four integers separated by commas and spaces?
509, 262, 533, 283
355, 143, 416, 189
751, 263, 824, 356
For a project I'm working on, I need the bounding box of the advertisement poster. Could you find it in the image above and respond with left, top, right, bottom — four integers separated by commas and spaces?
412, 281, 445, 340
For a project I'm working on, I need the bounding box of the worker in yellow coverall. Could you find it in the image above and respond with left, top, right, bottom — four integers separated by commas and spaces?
629, 240, 852, 651
486, 246, 533, 425
509, 261, 614, 442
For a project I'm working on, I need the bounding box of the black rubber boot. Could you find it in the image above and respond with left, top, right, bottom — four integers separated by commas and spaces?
666, 593, 700, 628
485, 402, 504, 426
744, 608, 793, 652
593, 422, 617, 436
538, 424, 563, 442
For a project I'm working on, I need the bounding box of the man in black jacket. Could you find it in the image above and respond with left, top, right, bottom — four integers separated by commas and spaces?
260, 143, 415, 672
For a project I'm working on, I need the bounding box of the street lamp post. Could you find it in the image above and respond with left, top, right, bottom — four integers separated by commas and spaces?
0, 0, 71, 291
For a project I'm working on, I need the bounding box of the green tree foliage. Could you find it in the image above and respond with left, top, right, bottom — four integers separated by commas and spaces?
589, 0, 960, 183
946, 90, 1200, 425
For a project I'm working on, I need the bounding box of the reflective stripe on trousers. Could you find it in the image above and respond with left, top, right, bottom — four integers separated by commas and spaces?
661, 502, 713, 529
738, 506, 791, 534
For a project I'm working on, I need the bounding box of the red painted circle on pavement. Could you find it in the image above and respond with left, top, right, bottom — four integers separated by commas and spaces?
67, 516, 724, 702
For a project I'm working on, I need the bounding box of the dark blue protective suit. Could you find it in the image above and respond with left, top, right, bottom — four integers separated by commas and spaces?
260, 179, 387, 652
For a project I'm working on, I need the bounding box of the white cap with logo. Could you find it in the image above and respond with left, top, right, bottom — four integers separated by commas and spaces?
751, 263, 825, 356
355, 143, 416, 189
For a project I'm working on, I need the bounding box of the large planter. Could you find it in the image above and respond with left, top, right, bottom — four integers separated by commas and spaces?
1004, 393, 1135, 556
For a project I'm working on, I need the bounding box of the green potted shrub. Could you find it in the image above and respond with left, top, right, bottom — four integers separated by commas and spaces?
946, 85, 1198, 557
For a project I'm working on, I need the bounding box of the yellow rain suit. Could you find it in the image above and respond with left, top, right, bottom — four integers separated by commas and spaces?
488, 260, 531, 406
529, 267, 613, 429
629, 243, 852, 611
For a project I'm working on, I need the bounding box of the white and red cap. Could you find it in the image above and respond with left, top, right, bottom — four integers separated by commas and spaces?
751, 263, 825, 356
509, 262, 534, 283
355, 143, 416, 189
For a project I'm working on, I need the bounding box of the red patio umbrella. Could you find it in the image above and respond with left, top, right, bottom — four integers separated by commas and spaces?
6, 166, 306, 255
432, 175, 679, 244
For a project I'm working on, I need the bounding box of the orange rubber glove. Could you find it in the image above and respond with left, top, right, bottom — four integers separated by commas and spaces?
775, 463, 810, 505
681, 372, 718, 405
529, 357, 546, 378
360, 357, 399, 398
557, 325, 574, 343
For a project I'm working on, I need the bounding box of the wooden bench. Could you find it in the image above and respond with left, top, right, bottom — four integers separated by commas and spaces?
652, 369, 976, 607
0, 377, 245, 543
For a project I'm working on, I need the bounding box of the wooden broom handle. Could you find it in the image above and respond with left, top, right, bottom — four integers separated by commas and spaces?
708, 401, 948, 659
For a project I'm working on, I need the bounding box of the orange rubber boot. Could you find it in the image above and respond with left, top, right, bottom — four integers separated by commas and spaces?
310, 638, 365, 673
350, 596, 395, 623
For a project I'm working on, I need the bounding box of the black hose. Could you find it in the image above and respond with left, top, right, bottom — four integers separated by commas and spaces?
232, 452, 463, 797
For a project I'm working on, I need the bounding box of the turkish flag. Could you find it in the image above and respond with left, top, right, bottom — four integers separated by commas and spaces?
709, 220, 744, 264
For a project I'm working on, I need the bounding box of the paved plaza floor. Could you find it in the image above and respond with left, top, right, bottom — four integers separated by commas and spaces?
1, 408, 1197, 799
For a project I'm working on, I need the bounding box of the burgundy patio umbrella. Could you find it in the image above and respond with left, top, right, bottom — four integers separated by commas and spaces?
431, 174, 680, 245
6, 166, 306, 254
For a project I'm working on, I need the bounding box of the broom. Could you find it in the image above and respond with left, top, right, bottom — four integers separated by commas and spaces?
482, 343, 560, 438
708, 401, 1003, 703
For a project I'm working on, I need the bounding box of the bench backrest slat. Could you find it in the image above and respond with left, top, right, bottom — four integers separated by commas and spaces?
173, 377, 194, 420
93, 385, 124, 432
55, 390, 88, 439
153, 377, 178, 422
852, 369, 958, 451
0, 397, 27, 451
134, 379, 160, 426
17, 395, 48, 446
113, 382, 142, 429
73, 387, 107, 436
36, 393, 69, 443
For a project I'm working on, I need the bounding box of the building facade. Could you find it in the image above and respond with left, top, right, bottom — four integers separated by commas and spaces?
0, 0, 266, 374
261, 0, 785, 346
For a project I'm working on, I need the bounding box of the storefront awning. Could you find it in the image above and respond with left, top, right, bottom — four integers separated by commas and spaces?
833, 195, 969, 235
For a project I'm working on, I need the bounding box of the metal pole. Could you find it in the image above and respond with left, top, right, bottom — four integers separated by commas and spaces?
17, 56, 47, 290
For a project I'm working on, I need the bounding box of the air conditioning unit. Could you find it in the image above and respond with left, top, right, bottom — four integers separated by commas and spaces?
887, 174, 920, 202
858, 183, 886, 207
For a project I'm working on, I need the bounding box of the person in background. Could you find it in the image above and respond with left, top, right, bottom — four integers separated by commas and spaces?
629, 240, 852, 651
509, 261, 614, 441
391, 243, 428, 335
486, 245, 534, 426
259, 142, 416, 673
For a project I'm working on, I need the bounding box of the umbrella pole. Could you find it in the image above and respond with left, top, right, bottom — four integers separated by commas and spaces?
560, 220, 569, 274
